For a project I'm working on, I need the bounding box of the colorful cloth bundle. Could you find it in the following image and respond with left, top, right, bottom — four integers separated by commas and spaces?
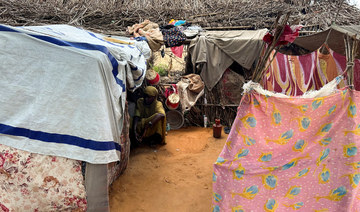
161, 26, 186, 47
213, 80, 360, 211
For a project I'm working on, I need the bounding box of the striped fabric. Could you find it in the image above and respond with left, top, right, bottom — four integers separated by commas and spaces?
262, 47, 360, 96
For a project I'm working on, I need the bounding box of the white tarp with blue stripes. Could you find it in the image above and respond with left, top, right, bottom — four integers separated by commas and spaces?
0, 24, 149, 164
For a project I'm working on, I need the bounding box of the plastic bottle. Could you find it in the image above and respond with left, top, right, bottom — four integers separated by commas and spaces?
204, 115, 208, 128
213, 119, 222, 138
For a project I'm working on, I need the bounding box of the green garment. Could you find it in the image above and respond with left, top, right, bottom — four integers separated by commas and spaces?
135, 98, 166, 144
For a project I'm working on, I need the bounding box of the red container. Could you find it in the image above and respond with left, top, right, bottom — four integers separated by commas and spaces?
166, 93, 180, 110
147, 72, 160, 85
213, 119, 222, 138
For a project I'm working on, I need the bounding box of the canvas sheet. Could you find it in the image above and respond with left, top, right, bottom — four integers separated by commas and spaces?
213, 83, 360, 211
0, 24, 148, 164
189, 29, 267, 90
262, 47, 360, 96
293, 25, 360, 57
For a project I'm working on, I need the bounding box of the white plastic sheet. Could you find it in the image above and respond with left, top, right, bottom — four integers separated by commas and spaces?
0, 24, 149, 164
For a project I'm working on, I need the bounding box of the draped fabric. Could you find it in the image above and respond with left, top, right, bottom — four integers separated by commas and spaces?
135, 98, 167, 144
213, 81, 360, 211
262, 47, 360, 96
189, 29, 268, 90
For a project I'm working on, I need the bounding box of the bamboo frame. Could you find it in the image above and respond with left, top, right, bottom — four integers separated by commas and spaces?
251, 12, 291, 83
344, 34, 359, 87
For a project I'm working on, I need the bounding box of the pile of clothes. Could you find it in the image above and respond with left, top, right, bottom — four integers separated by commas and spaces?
127, 20, 202, 57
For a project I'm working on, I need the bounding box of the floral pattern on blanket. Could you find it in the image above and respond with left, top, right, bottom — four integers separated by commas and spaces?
108, 102, 131, 186
0, 144, 87, 212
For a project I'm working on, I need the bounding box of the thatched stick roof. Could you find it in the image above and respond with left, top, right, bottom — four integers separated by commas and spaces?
0, 0, 360, 35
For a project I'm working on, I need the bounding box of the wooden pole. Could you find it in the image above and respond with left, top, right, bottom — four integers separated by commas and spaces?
343, 34, 358, 87
251, 12, 291, 83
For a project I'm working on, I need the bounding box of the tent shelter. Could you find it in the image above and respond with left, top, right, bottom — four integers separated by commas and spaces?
185, 25, 360, 127
0, 24, 149, 211
293, 25, 360, 57
189, 29, 268, 90
186, 29, 267, 127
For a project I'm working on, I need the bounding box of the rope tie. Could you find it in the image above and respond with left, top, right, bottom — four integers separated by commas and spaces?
346, 62, 354, 68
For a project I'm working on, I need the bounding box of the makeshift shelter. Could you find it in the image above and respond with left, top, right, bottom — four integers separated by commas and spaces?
294, 25, 360, 57
0, 24, 149, 211
186, 29, 267, 127
189, 29, 268, 90
212, 22, 360, 211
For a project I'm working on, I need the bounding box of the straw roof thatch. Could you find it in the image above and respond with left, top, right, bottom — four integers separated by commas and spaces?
1, 0, 360, 35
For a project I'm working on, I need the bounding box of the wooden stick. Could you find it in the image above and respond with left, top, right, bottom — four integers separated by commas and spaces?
252, 12, 291, 83
203, 26, 253, 30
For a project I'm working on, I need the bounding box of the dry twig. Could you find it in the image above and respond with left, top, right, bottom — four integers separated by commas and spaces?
0, 0, 359, 35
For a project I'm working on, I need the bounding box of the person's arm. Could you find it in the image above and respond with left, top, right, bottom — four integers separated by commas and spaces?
146, 113, 165, 128
145, 101, 165, 128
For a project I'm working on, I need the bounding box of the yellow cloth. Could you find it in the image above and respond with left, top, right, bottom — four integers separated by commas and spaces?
135, 98, 166, 143
144, 86, 158, 97
127, 20, 164, 52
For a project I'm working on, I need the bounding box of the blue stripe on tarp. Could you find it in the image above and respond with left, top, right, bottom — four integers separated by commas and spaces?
134, 68, 145, 81
0, 25, 126, 91
0, 123, 121, 151
0, 25, 18, 32
128, 83, 142, 91
130, 65, 138, 71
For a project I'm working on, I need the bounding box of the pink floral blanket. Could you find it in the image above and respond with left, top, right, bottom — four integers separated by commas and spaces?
0, 144, 87, 212
213, 87, 360, 211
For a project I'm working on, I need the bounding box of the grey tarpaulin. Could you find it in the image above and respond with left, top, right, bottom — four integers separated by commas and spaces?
189, 29, 268, 90
293, 25, 360, 57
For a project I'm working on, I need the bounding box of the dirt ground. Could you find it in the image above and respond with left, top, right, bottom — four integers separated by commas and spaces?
109, 126, 228, 212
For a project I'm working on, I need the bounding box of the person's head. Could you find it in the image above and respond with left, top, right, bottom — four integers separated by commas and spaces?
143, 86, 158, 105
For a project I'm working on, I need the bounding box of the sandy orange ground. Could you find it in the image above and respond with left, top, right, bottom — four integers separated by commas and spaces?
109, 126, 228, 212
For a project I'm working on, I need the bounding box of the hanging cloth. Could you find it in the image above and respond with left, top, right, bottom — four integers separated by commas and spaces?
262, 45, 359, 96
213, 76, 360, 211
